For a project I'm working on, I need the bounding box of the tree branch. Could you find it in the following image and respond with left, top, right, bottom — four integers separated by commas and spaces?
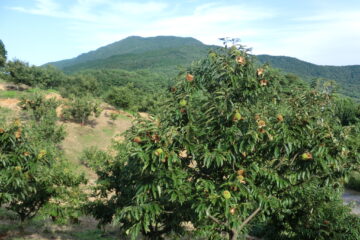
206, 208, 227, 226
238, 207, 261, 231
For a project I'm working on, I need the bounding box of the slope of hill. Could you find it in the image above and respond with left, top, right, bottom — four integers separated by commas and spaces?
256, 55, 360, 99
62, 45, 211, 75
46, 36, 360, 98
47, 36, 209, 72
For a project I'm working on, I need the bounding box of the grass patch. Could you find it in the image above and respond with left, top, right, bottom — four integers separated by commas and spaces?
79, 133, 99, 145
102, 127, 115, 137
0, 90, 24, 98
0, 87, 61, 99
116, 114, 131, 120
0, 106, 15, 123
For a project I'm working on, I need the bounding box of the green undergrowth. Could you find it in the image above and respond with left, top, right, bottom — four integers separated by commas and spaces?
347, 171, 360, 192
0, 90, 25, 98
0, 106, 15, 122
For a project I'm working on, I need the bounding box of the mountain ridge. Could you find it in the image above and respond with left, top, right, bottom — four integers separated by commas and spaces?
46, 36, 360, 98
47, 36, 206, 69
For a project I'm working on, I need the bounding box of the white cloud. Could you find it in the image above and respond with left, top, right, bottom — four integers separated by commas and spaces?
8, 0, 276, 46
10, 0, 168, 22
10, 0, 64, 18
18, 1, 276, 53
7, 0, 360, 65
252, 11, 360, 65
109, 2, 168, 15
126, 3, 276, 46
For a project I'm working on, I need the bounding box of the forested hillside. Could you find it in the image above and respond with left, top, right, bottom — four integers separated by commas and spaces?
257, 55, 360, 99
47, 36, 360, 98
48, 36, 211, 75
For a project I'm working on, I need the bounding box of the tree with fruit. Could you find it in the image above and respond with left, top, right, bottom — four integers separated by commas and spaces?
0, 119, 85, 222
19, 93, 66, 144
62, 96, 102, 125
88, 46, 360, 239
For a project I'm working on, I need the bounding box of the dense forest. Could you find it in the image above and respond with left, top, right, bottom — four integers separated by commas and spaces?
1, 37, 360, 240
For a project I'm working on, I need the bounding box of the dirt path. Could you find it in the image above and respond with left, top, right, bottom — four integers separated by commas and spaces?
0, 98, 20, 110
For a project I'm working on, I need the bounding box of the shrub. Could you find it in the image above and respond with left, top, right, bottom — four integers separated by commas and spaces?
79, 146, 112, 172
62, 96, 102, 125
19, 93, 66, 144
19, 92, 60, 121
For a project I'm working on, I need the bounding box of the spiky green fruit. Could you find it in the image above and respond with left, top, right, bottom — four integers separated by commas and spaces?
154, 148, 164, 156
222, 190, 231, 199
232, 111, 241, 122
179, 99, 187, 107
301, 152, 313, 160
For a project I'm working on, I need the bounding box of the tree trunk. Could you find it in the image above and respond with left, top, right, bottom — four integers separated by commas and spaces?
229, 229, 238, 240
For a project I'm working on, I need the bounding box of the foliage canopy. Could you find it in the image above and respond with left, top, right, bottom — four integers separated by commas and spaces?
87, 47, 360, 239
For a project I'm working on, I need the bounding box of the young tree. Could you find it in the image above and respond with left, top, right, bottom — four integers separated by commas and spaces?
0, 120, 85, 222
62, 96, 102, 125
19, 93, 66, 144
88, 47, 360, 239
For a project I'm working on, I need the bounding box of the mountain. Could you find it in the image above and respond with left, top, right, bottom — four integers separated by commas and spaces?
47, 36, 360, 98
256, 55, 360, 99
47, 36, 212, 74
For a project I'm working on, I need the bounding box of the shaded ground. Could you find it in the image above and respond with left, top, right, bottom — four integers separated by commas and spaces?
0, 209, 121, 240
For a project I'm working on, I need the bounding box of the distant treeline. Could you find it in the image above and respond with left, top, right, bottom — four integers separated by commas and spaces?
2, 59, 169, 112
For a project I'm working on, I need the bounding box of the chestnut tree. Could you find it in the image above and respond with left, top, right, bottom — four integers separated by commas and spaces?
88, 47, 360, 239
0, 121, 85, 222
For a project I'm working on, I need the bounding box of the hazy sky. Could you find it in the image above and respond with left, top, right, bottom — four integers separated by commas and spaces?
1, 0, 360, 66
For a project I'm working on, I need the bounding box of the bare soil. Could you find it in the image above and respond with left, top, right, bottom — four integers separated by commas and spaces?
0, 98, 20, 111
